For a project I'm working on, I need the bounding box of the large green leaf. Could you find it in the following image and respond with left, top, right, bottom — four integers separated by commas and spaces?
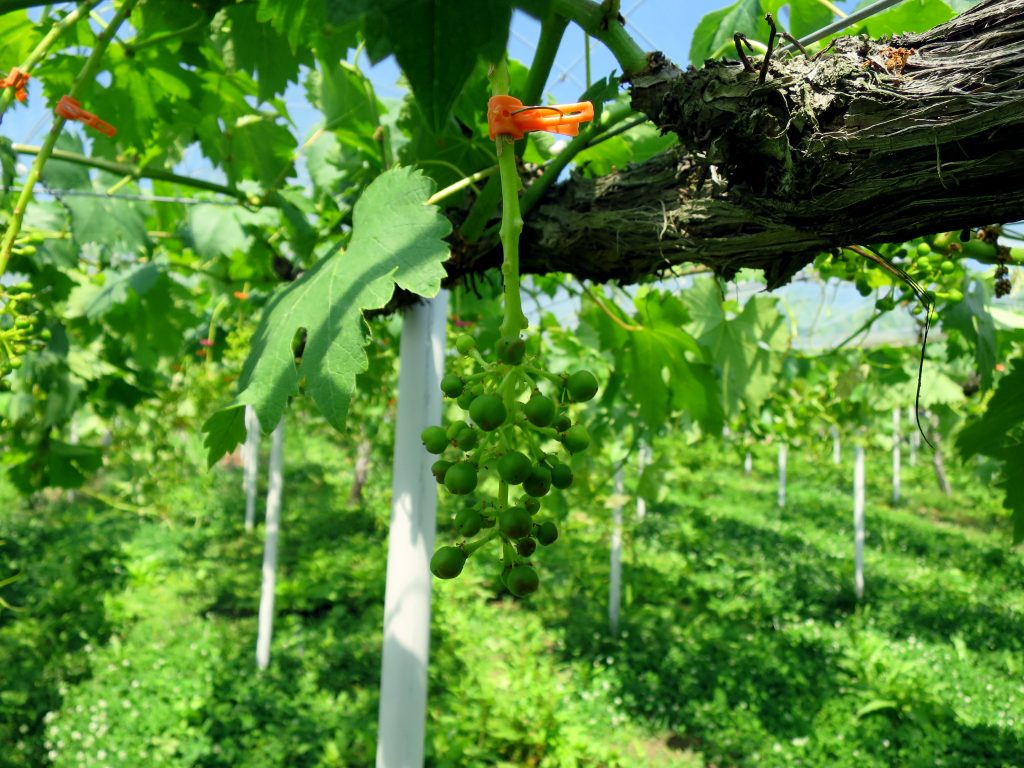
215, 4, 312, 102
346, 0, 512, 129
690, 0, 764, 66
586, 288, 721, 433
0, 12, 41, 69
306, 58, 385, 165
942, 278, 997, 391
202, 167, 451, 465
223, 114, 297, 189
957, 356, 1024, 542
851, 0, 954, 36
66, 264, 161, 321
687, 278, 789, 415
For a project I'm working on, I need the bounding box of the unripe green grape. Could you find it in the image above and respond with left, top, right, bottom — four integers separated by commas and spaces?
916, 241, 932, 256
550, 462, 573, 489
517, 537, 537, 557
523, 394, 556, 427
506, 565, 539, 597
916, 256, 931, 270
497, 451, 532, 485
457, 391, 475, 410
940, 260, 956, 274
431, 546, 467, 579
440, 373, 464, 398
524, 497, 540, 515
496, 335, 526, 365
456, 428, 478, 451
39, 328, 51, 341
523, 465, 552, 498
469, 394, 507, 431
431, 459, 453, 483
444, 462, 478, 495
561, 424, 590, 454
446, 419, 469, 440
499, 506, 533, 539
875, 297, 896, 312
8, 357, 22, 370
455, 334, 475, 355
456, 508, 482, 537
566, 370, 599, 402
421, 426, 449, 454
553, 413, 571, 433
536, 521, 559, 546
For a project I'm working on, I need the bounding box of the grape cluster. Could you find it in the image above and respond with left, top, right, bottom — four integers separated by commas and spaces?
0, 281, 48, 387
423, 331, 598, 596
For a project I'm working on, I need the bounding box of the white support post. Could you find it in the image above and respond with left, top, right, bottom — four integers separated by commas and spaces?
256, 418, 285, 671
376, 292, 447, 768
243, 404, 261, 533
635, 443, 649, 522
831, 426, 841, 466
744, 449, 752, 476
892, 408, 901, 504
777, 443, 788, 509
853, 445, 865, 601
908, 405, 919, 467
609, 466, 624, 636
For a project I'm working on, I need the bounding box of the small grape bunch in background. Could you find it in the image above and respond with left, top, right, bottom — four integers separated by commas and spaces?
0, 281, 48, 387
422, 331, 599, 596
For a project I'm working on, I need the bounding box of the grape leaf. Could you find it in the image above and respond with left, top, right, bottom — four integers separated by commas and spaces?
0, 11, 41, 68
957, 356, 1024, 542
585, 288, 721, 433
66, 264, 161, 321
202, 167, 450, 465
690, 0, 763, 66
850, 0, 954, 36
687, 278, 789, 414
786, 0, 834, 39
942, 278, 997, 390
226, 114, 297, 189
353, 0, 512, 129
215, 4, 312, 102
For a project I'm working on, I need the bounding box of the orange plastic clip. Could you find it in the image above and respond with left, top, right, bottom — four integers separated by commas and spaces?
1, 67, 30, 103
487, 95, 594, 141
55, 95, 116, 137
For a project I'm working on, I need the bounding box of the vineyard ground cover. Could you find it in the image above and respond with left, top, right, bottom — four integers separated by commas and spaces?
1, 428, 1021, 767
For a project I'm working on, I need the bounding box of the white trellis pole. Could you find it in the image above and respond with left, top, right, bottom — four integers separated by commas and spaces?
777, 443, 788, 508
853, 445, 866, 601
256, 418, 285, 670
376, 292, 447, 768
744, 446, 752, 476
635, 443, 649, 522
609, 466, 624, 635
892, 408, 901, 504
831, 426, 841, 465
243, 404, 261, 533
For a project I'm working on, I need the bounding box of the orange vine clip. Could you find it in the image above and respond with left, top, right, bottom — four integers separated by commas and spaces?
487, 95, 594, 141
1, 67, 30, 103
55, 95, 116, 137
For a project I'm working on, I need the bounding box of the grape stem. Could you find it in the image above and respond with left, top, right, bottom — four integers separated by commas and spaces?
490, 61, 529, 340
463, 527, 499, 557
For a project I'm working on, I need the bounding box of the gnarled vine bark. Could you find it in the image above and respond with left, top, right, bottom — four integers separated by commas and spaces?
450, 0, 1024, 289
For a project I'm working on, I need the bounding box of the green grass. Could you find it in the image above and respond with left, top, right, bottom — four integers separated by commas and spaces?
1, 429, 1021, 767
